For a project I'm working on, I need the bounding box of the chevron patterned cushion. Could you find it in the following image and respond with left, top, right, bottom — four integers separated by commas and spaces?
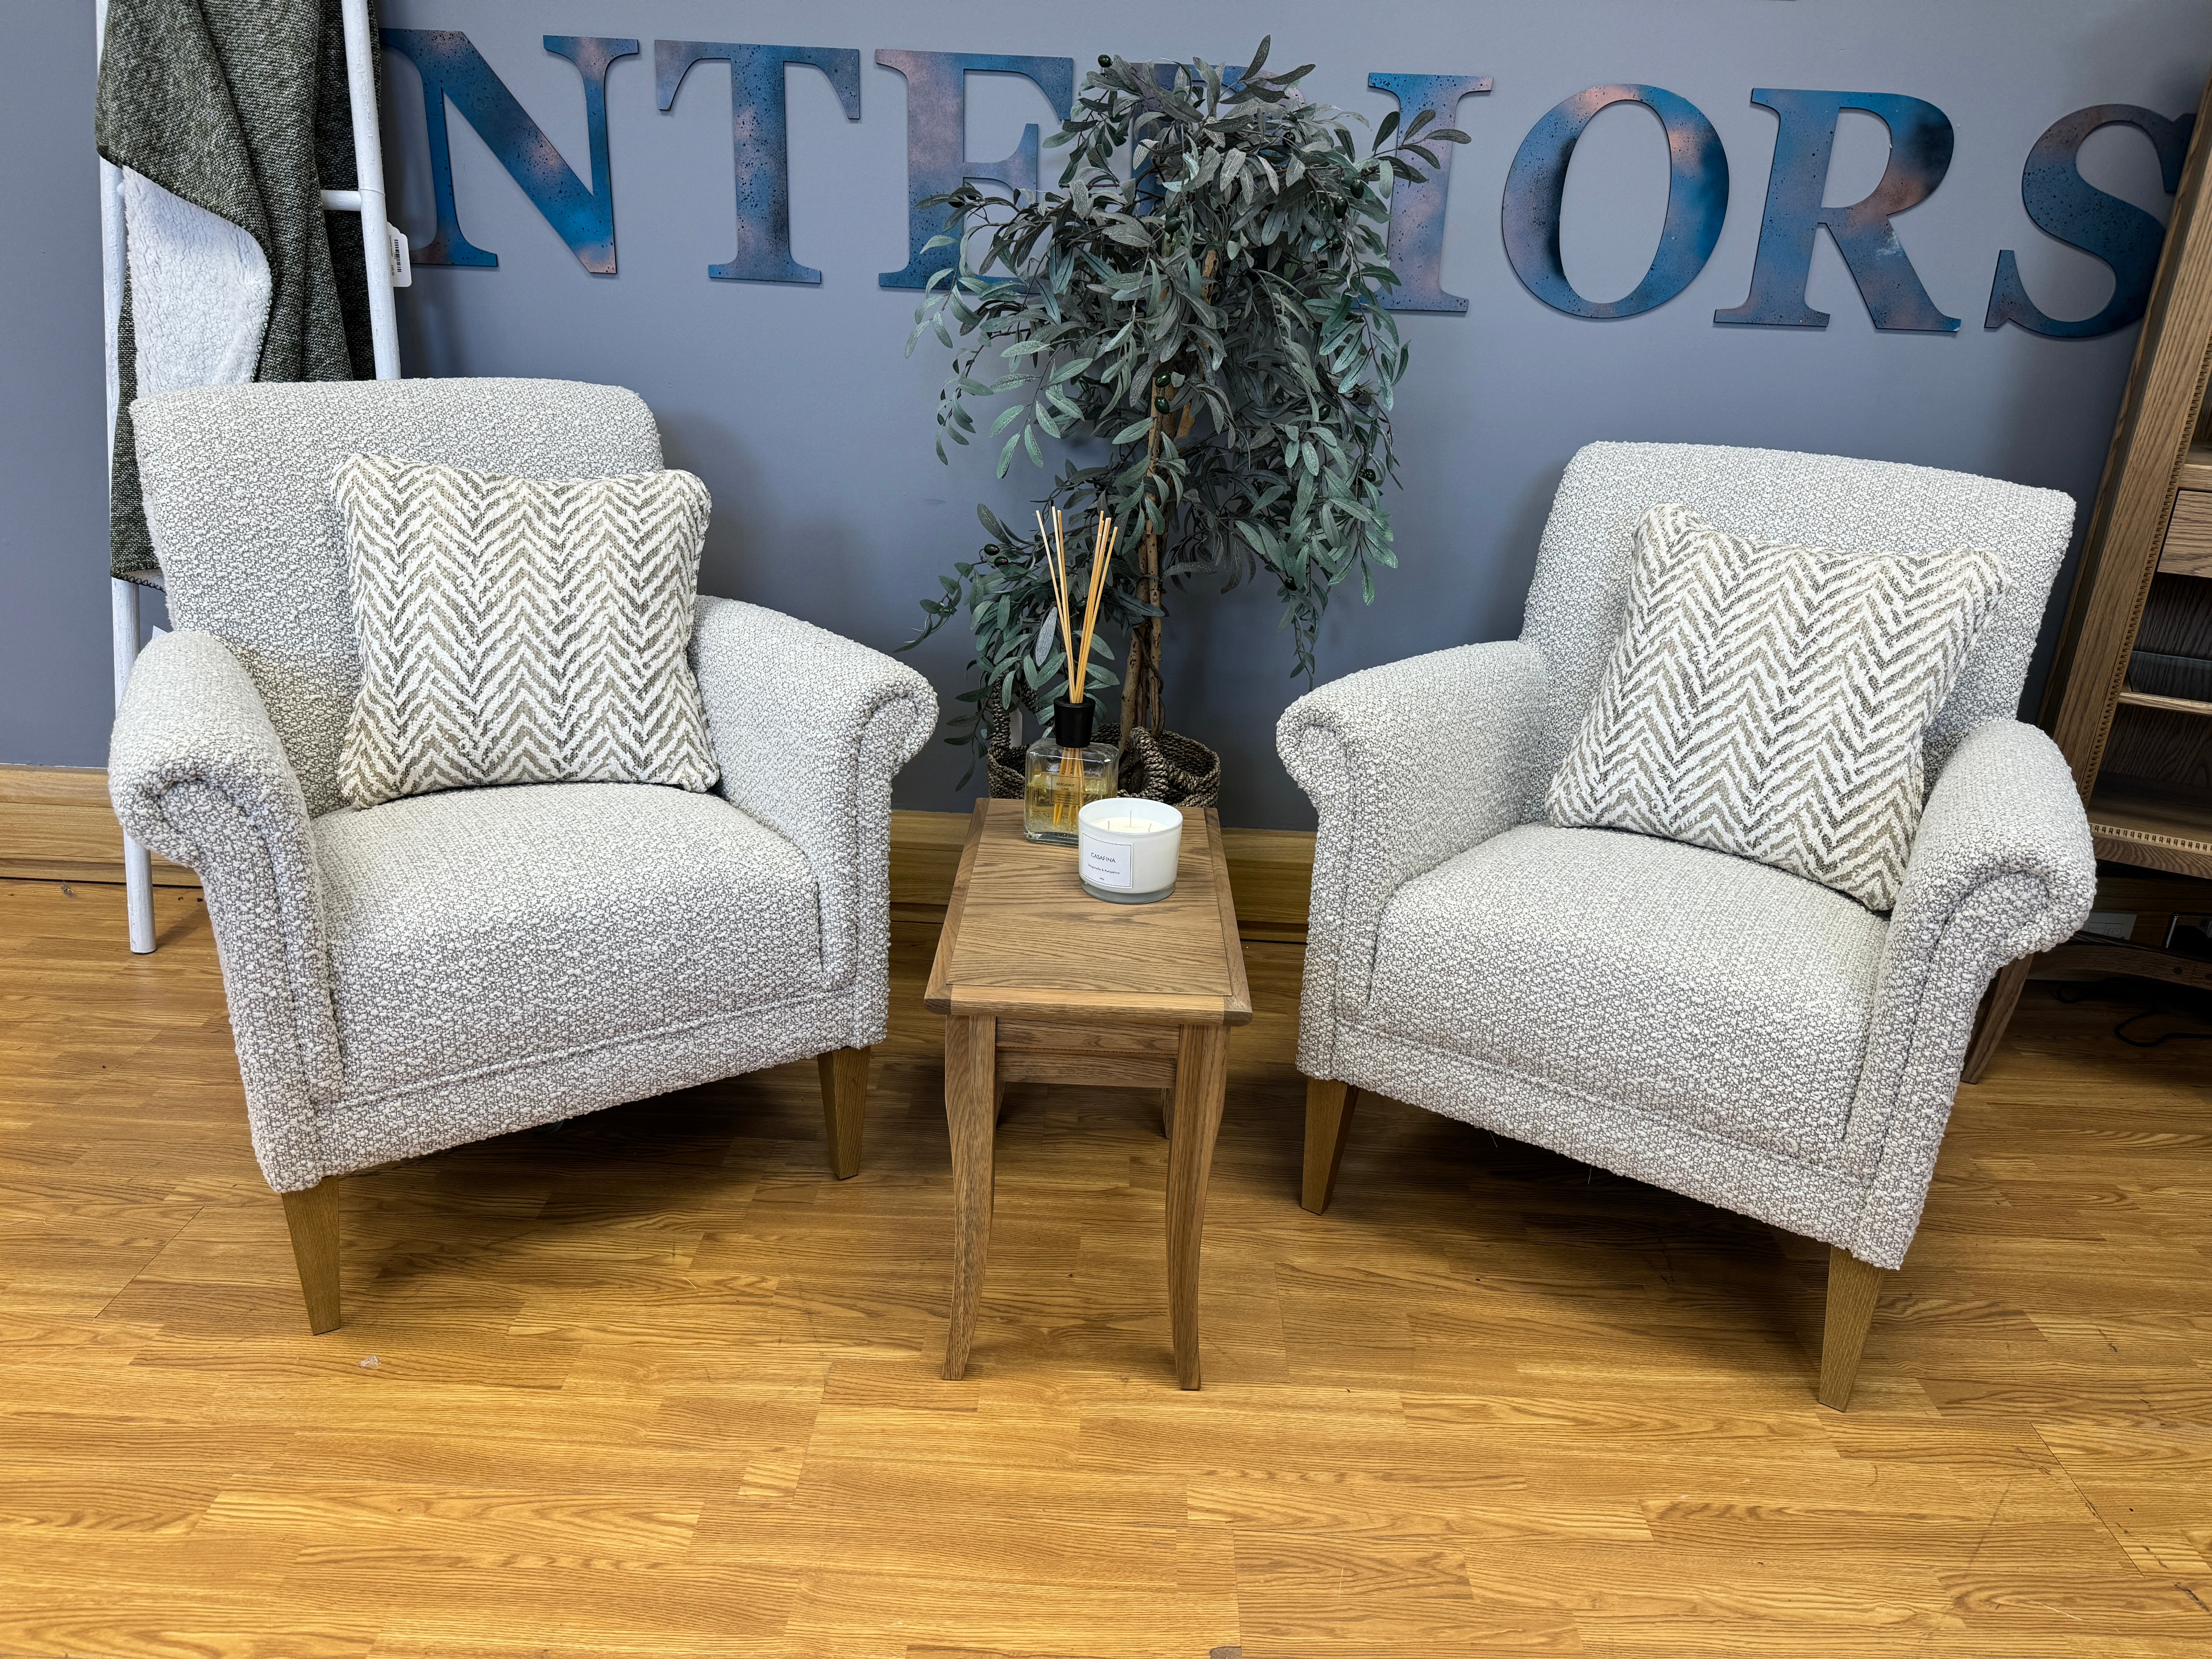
1545, 504, 2008, 910
330, 453, 720, 811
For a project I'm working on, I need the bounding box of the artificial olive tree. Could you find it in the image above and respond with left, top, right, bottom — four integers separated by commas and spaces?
907, 39, 1464, 766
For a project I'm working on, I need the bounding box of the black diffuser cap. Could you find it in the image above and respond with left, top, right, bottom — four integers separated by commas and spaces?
1052, 697, 1096, 749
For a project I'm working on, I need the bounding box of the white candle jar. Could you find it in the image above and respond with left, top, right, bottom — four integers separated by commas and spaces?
1077, 797, 1184, 904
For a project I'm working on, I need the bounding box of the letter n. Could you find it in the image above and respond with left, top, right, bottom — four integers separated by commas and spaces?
383, 30, 639, 273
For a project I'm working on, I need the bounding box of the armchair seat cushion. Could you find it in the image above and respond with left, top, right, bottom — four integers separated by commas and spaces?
313, 782, 822, 1103
1362, 824, 1889, 1165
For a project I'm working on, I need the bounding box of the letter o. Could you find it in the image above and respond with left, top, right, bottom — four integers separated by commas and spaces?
1502, 84, 1729, 319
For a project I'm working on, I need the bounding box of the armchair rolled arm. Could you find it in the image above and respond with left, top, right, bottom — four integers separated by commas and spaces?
690, 596, 936, 994
1891, 718, 2098, 970
1844, 718, 2096, 1264
1276, 640, 1550, 1067
111, 632, 313, 871
108, 630, 342, 1148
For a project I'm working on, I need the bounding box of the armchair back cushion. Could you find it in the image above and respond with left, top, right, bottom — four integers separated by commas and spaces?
1521, 443, 2075, 789
131, 379, 665, 816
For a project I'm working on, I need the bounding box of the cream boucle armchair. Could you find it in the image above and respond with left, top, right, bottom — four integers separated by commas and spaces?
1278, 441, 2096, 1408
109, 379, 935, 1332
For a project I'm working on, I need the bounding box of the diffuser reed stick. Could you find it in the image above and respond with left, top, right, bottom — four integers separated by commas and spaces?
1075, 517, 1115, 696
1041, 510, 1116, 834
1037, 508, 1075, 675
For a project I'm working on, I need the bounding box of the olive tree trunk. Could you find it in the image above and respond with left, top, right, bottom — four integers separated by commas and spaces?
1121, 380, 1169, 739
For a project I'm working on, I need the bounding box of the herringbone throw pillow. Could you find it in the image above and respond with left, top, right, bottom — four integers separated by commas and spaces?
331, 453, 719, 811
1546, 504, 2008, 910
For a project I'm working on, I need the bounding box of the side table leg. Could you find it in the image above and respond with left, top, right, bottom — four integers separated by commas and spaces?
943, 1013, 998, 1380
1166, 1022, 1229, 1390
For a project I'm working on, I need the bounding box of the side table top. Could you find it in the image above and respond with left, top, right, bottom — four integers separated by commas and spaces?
923, 799, 1252, 1026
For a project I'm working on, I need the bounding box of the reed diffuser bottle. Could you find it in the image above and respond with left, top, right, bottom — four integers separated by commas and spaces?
1023, 697, 1118, 844
1020, 507, 1122, 845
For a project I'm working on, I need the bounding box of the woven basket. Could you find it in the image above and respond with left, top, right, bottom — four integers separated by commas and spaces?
981, 689, 1220, 808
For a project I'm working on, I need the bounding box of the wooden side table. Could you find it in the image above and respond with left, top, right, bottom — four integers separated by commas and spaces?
924, 799, 1252, 1388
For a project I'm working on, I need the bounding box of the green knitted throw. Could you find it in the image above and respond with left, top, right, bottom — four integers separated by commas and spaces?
95, 0, 379, 581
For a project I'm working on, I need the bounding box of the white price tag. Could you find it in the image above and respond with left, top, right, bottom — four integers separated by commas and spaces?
386, 223, 413, 288
1082, 838, 1134, 890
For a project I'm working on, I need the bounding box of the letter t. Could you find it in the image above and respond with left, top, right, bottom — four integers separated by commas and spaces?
657, 42, 863, 284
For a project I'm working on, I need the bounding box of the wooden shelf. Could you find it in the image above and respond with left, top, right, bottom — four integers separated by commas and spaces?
2092, 865, 2212, 908
2087, 775, 2212, 878
2040, 930, 2212, 988
2161, 487, 2212, 576
2179, 443, 2212, 493
2116, 686, 2212, 716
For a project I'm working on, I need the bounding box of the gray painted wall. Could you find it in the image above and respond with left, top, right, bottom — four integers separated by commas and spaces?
11, 1, 2212, 828
2, 2, 112, 768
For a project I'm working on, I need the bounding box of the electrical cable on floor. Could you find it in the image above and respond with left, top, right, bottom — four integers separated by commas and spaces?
2052, 980, 2212, 1046
2112, 1010, 2212, 1047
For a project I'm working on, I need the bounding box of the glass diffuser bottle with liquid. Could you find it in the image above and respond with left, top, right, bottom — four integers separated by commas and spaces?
1023, 696, 1118, 845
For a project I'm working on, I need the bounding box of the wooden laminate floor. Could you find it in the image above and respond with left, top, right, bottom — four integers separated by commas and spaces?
3, 876, 2210, 1657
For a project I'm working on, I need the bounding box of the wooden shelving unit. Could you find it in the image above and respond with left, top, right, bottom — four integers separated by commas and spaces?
2048, 67, 2212, 871
1963, 68, 2212, 1074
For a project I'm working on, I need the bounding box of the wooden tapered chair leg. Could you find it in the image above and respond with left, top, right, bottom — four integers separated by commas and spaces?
280, 1179, 341, 1334
1301, 1078, 1359, 1214
1817, 1246, 1886, 1410
817, 1046, 870, 1180
1960, 956, 2034, 1085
